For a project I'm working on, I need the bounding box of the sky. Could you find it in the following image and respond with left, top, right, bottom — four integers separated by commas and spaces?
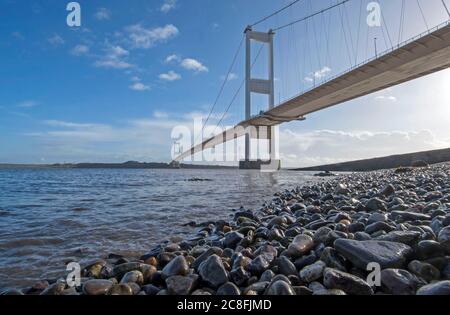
0, 0, 449, 167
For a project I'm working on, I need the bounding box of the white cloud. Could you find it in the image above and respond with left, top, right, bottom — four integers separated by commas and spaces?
375, 95, 397, 101
108, 45, 129, 58
221, 73, 238, 81
125, 24, 179, 49
130, 82, 150, 91
181, 58, 208, 73
159, 70, 181, 81
95, 8, 111, 20
94, 45, 132, 69
165, 54, 180, 64
305, 66, 332, 82
314, 66, 331, 79
279, 128, 450, 167
95, 59, 133, 69
161, 0, 177, 13
153, 111, 169, 119
17, 100, 38, 108
48, 34, 64, 46
25, 117, 193, 162
130, 76, 141, 82
70, 44, 90, 56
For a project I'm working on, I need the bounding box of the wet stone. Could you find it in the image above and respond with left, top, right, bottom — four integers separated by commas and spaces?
380, 269, 426, 295
40, 283, 66, 295
107, 284, 133, 295
334, 239, 412, 269
198, 254, 228, 288
217, 282, 241, 296
408, 260, 441, 282
223, 231, 244, 249
264, 280, 295, 295
248, 255, 270, 276
229, 267, 250, 286
323, 268, 373, 295
166, 275, 196, 295
286, 235, 314, 258
142, 284, 160, 295
120, 270, 144, 285
82, 279, 114, 296
162, 255, 189, 279
416, 280, 450, 295
299, 261, 326, 283
276, 256, 297, 276
416, 240, 446, 260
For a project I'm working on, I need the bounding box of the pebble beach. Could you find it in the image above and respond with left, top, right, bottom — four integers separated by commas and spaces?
2, 163, 450, 296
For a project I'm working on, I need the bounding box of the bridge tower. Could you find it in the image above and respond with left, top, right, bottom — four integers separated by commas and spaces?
239, 26, 281, 171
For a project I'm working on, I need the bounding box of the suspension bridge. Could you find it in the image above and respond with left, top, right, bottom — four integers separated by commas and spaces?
172, 0, 450, 170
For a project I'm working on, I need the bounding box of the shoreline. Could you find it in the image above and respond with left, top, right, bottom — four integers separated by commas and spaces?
2, 163, 450, 295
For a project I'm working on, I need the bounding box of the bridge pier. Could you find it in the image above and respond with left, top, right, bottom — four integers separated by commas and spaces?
240, 26, 280, 171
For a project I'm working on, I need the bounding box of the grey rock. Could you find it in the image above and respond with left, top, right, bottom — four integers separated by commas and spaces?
40, 283, 66, 295
223, 232, 244, 249
366, 198, 387, 212
192, 247, 223, 270
248, 255, 270, 276
299, 261, 326, 283
120, 270, 144, 285
367, 213, 388, 225
162, 255, 189, 279
286, 235, 314, 258
438, 226, 450, 252
217, 282, 241, 295
230, 266, 251, 286
142, 284, 160, 295
376, 231, 421, 246
323, 268, 373, 295
416, 240, 446, 260
365, 222, 395, 235
260, 270, 275, 282
82, 279, 114, 296
277, 256, 297, 276
112, 262, 144, 278
417, 281, 450, 295
408, 260, 440, 282
198, 254, 228, 288
264, 280, 295, 295
320, 247, 347, 271
381, 184, 395, 197
380, 269, 426, 295
107, 284, 133, 295
166, 275, 196, 295
334, 239, 412, 269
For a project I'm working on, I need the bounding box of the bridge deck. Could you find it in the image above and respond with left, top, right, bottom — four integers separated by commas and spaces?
174, 21, 450, 162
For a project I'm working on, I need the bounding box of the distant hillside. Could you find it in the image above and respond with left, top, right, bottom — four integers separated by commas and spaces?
0, 161, 236, 170
293, 147, 450, 172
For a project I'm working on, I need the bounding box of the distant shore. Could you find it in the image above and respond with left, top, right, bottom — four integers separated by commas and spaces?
0, 161, 236, 170
293, 147, 450, 172
2, 147, 450, 172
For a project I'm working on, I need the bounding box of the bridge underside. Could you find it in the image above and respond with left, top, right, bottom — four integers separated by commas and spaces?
174, 22, 450, 163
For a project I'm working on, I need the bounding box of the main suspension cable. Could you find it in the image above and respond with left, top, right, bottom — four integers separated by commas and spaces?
272, 0, 349, 32
250, 0, 303, 28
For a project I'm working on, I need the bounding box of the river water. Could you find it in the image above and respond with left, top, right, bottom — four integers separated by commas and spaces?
0, 168, 320, 290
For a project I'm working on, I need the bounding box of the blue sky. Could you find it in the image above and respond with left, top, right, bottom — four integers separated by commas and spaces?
1, 0, 449, 166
